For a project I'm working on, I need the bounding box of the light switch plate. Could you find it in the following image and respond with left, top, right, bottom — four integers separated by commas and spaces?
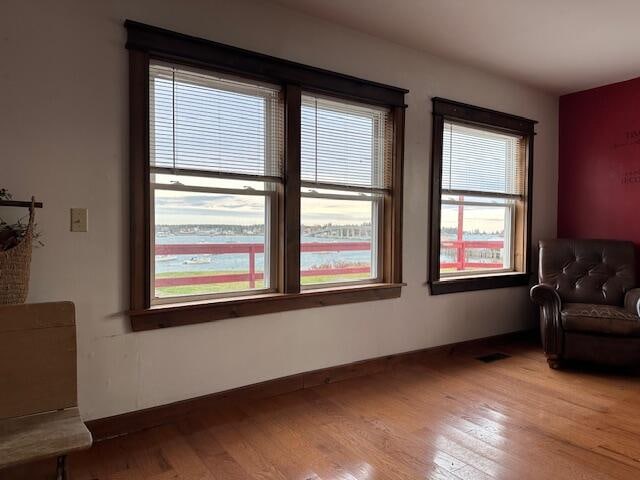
70, 208, 88, 232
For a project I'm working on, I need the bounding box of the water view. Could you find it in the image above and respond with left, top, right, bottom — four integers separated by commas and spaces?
154, 225, 373, 298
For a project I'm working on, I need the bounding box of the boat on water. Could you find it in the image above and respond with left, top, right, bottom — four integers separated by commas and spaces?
156, 255, 178, 262
183, 256, 212, 265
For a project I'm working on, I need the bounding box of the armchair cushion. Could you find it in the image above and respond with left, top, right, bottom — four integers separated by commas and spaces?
561, 303, 640, 336
624, 288, 640, 316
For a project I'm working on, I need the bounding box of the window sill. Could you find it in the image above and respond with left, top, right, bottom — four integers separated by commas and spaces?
429, 272, 531, 295
129, 283, 403, 331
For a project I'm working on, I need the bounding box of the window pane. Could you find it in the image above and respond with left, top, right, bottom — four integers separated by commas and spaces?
440, 201, 512, 275
442, 121, 526, 195
150, 62, 284, 178
301, 195, 378, 286
153, 188, 270, 300
301, 94, 392, 189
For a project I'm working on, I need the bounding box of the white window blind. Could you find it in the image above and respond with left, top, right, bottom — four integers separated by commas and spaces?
301, 94, 392, 190
442, 121, 526, 196
149, 62, 284, 179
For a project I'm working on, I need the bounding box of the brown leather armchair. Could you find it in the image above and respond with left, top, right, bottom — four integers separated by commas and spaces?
530, 239, 640, 368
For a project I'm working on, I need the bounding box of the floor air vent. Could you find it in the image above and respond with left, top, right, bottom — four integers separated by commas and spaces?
475, 352, 511, 363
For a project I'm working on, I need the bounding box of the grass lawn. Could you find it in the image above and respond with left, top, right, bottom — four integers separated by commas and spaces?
155, 270, 370, 297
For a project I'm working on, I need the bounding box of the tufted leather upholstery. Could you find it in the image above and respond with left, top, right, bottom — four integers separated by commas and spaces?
539, 239, 636, 306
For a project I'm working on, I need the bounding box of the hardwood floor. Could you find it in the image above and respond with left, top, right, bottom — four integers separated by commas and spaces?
6, 334, 640, 479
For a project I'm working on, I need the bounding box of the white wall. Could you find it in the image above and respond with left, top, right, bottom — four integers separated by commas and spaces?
1, 0, 558, 420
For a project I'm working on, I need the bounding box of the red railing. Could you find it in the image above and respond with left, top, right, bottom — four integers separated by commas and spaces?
440, 240, 504, 270
154, 238, 506, 288
154, 242, 371, 288
440, 201, 505, 271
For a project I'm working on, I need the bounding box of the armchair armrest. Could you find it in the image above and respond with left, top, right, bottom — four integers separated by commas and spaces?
530, 283, 561, 308
624, 288, 640, 316
530, 284, 564, 366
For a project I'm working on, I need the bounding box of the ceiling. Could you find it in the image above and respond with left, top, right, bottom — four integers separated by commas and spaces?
272, 0, 640, 95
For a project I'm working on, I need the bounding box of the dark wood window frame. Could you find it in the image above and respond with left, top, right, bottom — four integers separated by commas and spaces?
126, 21, 407, 331
428, 98, 536, 295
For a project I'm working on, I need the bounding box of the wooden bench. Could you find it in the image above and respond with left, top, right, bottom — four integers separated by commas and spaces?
0, 302, 92, 479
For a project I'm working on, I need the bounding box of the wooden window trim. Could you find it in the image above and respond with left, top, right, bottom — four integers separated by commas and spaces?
129, 283, 403, 331
283, 84, 301, 294
428, 98, 536, 295
125, 20, 407, 108
126, 21, 407, 330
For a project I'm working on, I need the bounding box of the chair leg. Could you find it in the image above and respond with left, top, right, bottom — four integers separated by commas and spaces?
56, 455, 67, 480
547, 357, 562, 370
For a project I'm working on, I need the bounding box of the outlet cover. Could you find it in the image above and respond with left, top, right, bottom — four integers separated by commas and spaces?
70, 208, 88, 232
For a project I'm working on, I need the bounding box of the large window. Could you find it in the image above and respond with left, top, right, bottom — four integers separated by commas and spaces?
149, 63, 282, 303
429, 98, 535, 295
300, 95, 391, 287
126, 21, 406, 330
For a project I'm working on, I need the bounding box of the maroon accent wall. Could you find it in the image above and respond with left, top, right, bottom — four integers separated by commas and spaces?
559, 77, 640, 253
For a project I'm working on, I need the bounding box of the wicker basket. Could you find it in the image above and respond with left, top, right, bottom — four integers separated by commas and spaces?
0, 200, 35, 304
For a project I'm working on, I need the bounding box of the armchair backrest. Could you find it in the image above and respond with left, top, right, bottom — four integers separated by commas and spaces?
539, 239, 636, 306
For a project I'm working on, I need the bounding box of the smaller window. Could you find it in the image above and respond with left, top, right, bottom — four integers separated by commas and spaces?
429, 98, 535, 294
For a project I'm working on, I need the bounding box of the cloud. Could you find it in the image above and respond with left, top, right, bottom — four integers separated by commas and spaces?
155, 191, 374, 226
155, 192, 266, 224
